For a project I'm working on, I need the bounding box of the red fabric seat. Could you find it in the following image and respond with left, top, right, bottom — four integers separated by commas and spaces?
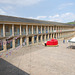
46, 39, 58, 46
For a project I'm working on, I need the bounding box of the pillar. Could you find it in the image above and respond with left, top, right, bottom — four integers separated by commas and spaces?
37, 35, 38, 43
12, 24, 14, 36
26, 25, 28, 35
12, 38, 15, 49
41, 26, 42, 33
3, 24, 5, 37
32, 25, 33, 34
3, 39, 7, 51
26, 37, 29, 46
58, 27, 59, 38
56, 26, 57, 39
48, 26, 49, 40
32, 36, 34, 44
41, 35, 43, 42
37, 26, 38, 43
20, 25, 22, 35
41, 26, 43, 42
44, 26, 46, 41
20, 37, 22, 46
50, 33, 52, 39
50, 26, 52, 32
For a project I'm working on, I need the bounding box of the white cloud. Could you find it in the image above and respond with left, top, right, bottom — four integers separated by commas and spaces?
2, 6, 13, 11
0, 0, 42, 6
59, 3, 74, 10
49, 14, 59, 18
27, 16, 47, 20
49, 13, 75, 23
36, 16, 47, 19
0, 9, 6, 15
27, 13, 75, 23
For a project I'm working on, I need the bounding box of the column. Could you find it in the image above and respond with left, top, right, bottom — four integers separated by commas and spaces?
32, 36, 34, 44
12, 38, 15, 48
41, 35, 43, 42
37, 35, 38, 43
50, 33, 52, 39
58, 27, 59, 38
41, 26, 42, 34
53, 26, 54, 38
32, 25, 33, 34
26, 37, 29, 46
37, 26, 38, 43
48, 26, 49, 33
56, 26, 57, 39
3, 24, 5, 37
20, 25, 22, 46
20, 37, 22, 46
26, 25, 28, 35
44, 26, 46, 41
50, 26, 52, 32
3, 39, 7, 51
41, 26, 42, 42
48, 26, 49, 40
12, 24, 14, 36
20, 25, 22, 35
32, 25, 34, 44
3, 24, 7, 50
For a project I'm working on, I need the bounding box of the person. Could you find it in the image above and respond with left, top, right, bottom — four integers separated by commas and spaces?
63, 38, 65, 43
45, 43, 47, 46
44, 41, 47, 46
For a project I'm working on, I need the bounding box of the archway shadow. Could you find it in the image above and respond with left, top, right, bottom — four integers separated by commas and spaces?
0, 58, 30, 75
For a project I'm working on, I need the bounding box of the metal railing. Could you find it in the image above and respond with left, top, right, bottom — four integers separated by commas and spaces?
28, 31, 32, 35
42, 31, 44, 33
5, 32, 12, 37
22, 32, 26, 35
14, 32, 20, 36
33, 31, 37, 34
0, 33, 3, 37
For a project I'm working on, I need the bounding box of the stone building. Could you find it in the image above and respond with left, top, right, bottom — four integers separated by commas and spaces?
0, 15, 75, 51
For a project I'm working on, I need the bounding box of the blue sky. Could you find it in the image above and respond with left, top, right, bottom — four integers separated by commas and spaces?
0, 0, 75, 23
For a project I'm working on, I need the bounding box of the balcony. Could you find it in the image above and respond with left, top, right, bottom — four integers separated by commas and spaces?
14, 32, 20, 36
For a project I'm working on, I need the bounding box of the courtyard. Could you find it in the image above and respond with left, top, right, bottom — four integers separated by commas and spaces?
0, 40, 75, 75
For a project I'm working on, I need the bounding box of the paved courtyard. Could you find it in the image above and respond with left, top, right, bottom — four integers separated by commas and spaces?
1, 40, 75, 75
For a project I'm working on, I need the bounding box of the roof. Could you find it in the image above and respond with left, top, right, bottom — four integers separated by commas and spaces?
0, 15, 73, 26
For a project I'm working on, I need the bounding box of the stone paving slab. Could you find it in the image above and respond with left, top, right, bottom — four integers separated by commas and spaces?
1, 41, 75, 75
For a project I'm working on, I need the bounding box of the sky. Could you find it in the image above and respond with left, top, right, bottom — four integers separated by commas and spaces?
0, 0, 75, 23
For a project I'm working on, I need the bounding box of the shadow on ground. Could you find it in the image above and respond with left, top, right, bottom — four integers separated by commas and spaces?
67, 45, 75, 49
0, 58, 30, 75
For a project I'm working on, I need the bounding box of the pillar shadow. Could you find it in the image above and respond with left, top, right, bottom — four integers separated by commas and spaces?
0, 58, 30, 75
67, 45, 75, 49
